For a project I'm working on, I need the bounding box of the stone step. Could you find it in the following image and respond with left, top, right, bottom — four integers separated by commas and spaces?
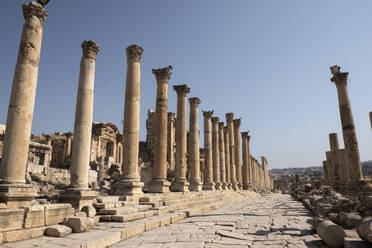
96, 196, 120, 203
98, 204, 152, 215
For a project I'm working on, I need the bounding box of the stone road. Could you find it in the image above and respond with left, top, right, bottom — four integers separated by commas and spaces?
110, 194, 330, 248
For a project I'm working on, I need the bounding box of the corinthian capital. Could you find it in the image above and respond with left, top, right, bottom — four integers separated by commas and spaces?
211, 117, 219, 123
188, 97, 201, 107
126, 44, 143, 62
218, 122, 225, 129
173, 84, 190, 95
330, 65, 348, 86
23, 2, 47, 25
233, 118, 241, 128
152, 66, 173, 82
241, 131, 249, 137
202, 111, 214, 118
82, 40, 99, 60
226, 113, 234, 122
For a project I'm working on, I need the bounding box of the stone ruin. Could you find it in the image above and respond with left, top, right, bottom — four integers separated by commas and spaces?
0, 2, 273, 246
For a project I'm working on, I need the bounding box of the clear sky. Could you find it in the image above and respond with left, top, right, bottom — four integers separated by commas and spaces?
1, 0, 372, 169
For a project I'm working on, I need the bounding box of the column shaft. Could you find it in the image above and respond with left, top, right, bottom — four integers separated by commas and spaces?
223, 127, 231, 189
241, 132, 249, 189
233, 119, 242, 189
226, 113, 238, 190
211, 117, 221, 190
218, 122, 227, 189
202, 111, 214, 190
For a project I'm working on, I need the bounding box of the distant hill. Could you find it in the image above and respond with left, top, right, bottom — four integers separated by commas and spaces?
269, 161, 372, 179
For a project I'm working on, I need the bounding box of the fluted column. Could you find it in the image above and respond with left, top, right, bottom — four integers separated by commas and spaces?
233, 119, 242, 190
149, 66, 173, 193
115, 44, 144, 197
188, 97, 203, 191
211, 117, 221, 190
171, 85, 190, 192
226, 113, 238, 190
60, 41, 99, 209
223, 126, 231, 189
330, 65, 363, 181
202, 111, 215, 190
218, 122, 227, 189
0, 2, 47, 208
241, 132, 250, 190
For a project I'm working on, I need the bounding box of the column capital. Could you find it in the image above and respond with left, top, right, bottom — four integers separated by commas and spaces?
223, 126, 228, 133
211, 117, 219, 123
126, 44, 143, 63
65, 132, 73, 138
82, 40, 99, 60
233, 118, 241, 128
23, 2, 47, 25
203, 111, 214, 118
173, 84, 190, 95
188, 97, 201, 107
330, 65, 348, 86
241, 131, 249, 137
218, 122, 224, 129
168, 112, 176, 122
226, 112, 234, 122
152, 66, 173, 82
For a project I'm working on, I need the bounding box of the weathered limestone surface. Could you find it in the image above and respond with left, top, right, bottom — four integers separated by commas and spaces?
218, 122, 227, 190
211, 117, 221, 190
330, 65, 363, 181
241, 132, 250, 190
203, 111, 215, 190
171, 85, 190, 192
233, 119, 242, 189
188, 98, 202, 192
0, 1, 47, 207
223, 126, 231, 189
149, 66, 173, 193
226, 113, 238, 191
112, 194, 322, 248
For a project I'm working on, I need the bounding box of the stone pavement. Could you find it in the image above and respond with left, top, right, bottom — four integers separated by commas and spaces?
111, 194, 329, 248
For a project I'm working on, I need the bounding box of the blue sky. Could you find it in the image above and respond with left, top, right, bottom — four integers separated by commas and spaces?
1, 0, 372, 169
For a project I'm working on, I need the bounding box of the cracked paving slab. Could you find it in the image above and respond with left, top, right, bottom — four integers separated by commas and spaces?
110, 194, 331, 248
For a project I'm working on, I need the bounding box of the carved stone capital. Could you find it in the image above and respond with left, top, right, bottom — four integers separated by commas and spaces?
330, 65, 348, 86
226, 113, 234, 122
223, 126, 228, 133
211, 117, 219, 123
23, 2, 47, 25
203, 111, 214, 118
218, 122, 225, 129
126, 44, 143, 63
82, 40, 99, 60
152, 66, 173, 82
241, 131, 249, 137
173, 84, 190, 95
233, 118, 241, 128
188, 97, 201, 107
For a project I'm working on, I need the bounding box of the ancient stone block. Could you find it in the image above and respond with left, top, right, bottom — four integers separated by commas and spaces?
44, 203, 74, 226
81, 205, 96, 217
24, 205, 45, 228
357, 217, 372, 244
316, 220, 345, 248
45, 224, 72, 237
2, 226, 47, 243
0, 208, 25, 232
65, 216, 93, 233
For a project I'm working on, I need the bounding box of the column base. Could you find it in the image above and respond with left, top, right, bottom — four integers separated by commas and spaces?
148, 179, 170, 194
242, 184, 250, 190
170, 179, 189, 192
0, 183, 37, 208
59, 188, 97, 211
230, 182, 238, 191
221, 182, 228, 190
237, 183, 243, 190
226, 183, 232, 190
114, 179, 144, 197
214, 182, 222, 190
202, 181, 215, 191
189, 179, 203, 192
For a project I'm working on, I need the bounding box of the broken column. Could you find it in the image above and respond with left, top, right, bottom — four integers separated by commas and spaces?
223, 126, 231, 189
241, 132, 250, 190
330, 65, 363, 181
0, 2, 47, 208
226, 113, 238, 191
149, 66, 173, 193
60, 40, 99, 209
202, 111, 215, 190
188, 97, 203, 191
323, 161, 329, 184
211, 117, 221, 190
329, 133, 349, 182
114, 44, 144, 197
171, 85, 190, 192
233, 119, 243, 190
218, 122, 227, 190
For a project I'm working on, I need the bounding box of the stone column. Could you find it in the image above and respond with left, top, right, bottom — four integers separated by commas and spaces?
0, 2, 47, 208
171, 84, 190, 192
167, 112, 176, 171
226, 113, 238, 190
330, 65, 363, 181
233, 119, 243, 190
65, 132, 73, 163
211, 117, 221, 190
223, 126, 231, 189
241, 132, 250, 190
218, 122, 227, 189
149, 66, 173, 193
325, 151, 335, 182
323, 161, 329, 184
202, 111, 215, 190
60, 41, 99, 209
188, 97, 203, 191
114, 44, 144, 197
329, 133, 342, 182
